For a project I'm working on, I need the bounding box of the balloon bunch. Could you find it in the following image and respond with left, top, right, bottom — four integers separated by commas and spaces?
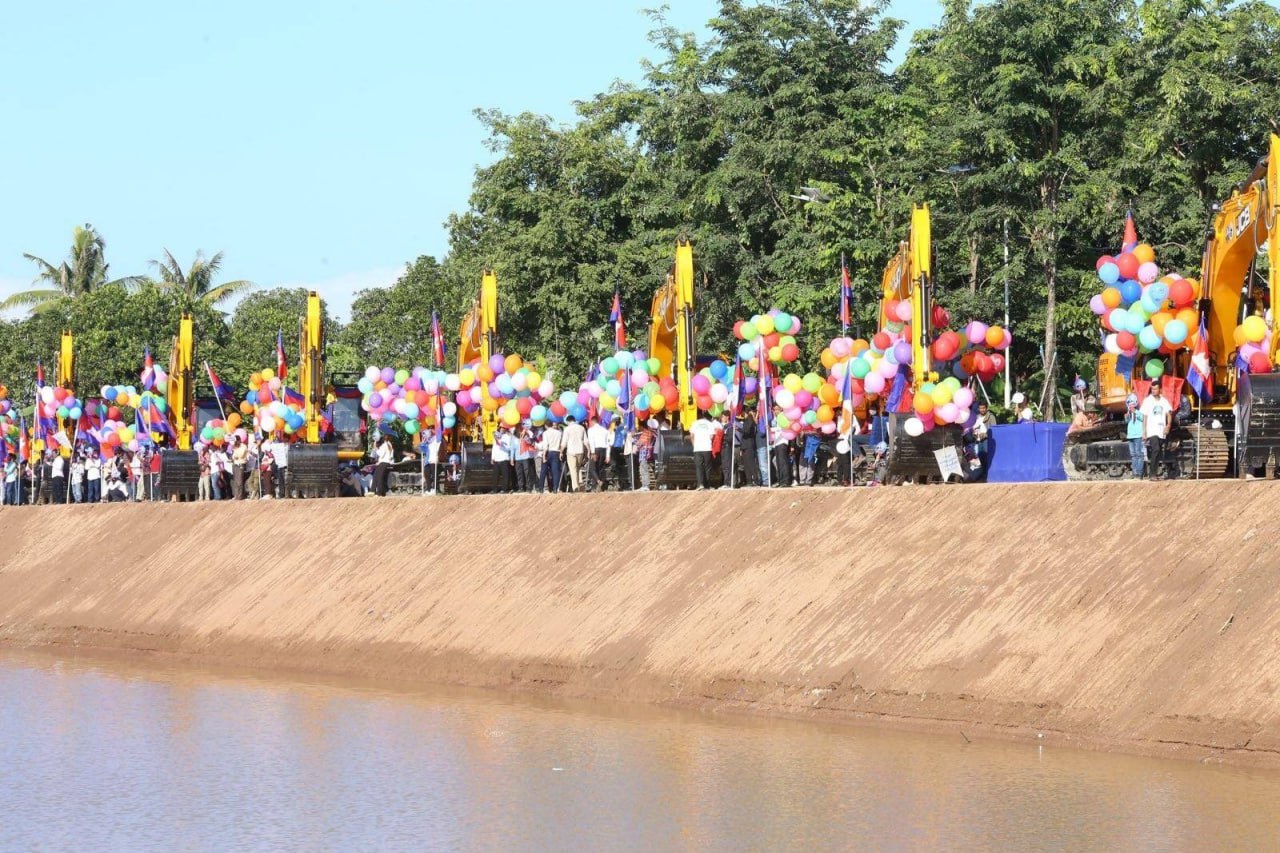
359, 366, 455, 436
241, 368, 305, 436
573, 349, 676, 423
198, 417, 246, 447
93, 417, 140, 456
1234, 316, 1274, 374
732, 309, 803, 367
40, 385, 88, 425
692, 359, 750, 416
451, 354, 555, 428
1090, 243, 1199, 379
98, 384, 149, 411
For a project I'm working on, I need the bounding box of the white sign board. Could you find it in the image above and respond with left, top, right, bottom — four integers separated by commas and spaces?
934, 446, 965, 481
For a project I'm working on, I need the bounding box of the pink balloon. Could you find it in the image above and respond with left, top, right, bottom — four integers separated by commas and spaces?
865, 373, 886, 395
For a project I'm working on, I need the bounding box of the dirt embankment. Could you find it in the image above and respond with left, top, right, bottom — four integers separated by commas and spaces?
2, 482, 1279, 766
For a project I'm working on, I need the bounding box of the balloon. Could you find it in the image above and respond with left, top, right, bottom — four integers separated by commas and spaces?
1133, 243, 1156, 264
1249, 351, 1273, 374
781, 344, 800, 362
1145, 358, 1165, 379
904, 417, 925, 437
984, 326, 1005, 349
1170, 279, 1194, 308
1139, 326, 1162, 352
1242, 315, 1267, 344
1119, 279, 1142, 305
1137, 262, 1159, 284
709, 360, 729, 380
1116, 253, 1140, 281
865, 373, 886, 395
1098, 262, 1120, 285
1163, 319, 1189, 346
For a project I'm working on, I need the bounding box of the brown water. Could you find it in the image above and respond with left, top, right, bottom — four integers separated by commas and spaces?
2, 652, 1278, 851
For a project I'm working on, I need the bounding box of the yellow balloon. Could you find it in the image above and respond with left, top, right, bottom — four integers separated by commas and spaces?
526, 371, 541, 389
1242, 315, 1267, 344
501, 406, 520, 426
783, 373, 803, 393
260, 368, 274, 382
600, 393, 617, 411
459, 368, 475, 387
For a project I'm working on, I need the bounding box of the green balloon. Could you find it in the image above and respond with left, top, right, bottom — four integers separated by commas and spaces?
601, 357, 619, 376
775, 312, 793, 332
647, 357, 660, 374
740, 321, 758, 341
1145, 358, 1165, 379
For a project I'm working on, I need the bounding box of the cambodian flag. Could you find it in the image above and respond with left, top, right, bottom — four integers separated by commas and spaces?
839, 255, 852, 330
276, 330, 288, 380
431, 310, 447, 367
1187, 316, 1214, 402
1122, 210, 1138, 254
731, 357, 745, 416
283, 386, 305, 408
207, 364, 235, 400
141, 346, 156, 391
610, 291, 626, 350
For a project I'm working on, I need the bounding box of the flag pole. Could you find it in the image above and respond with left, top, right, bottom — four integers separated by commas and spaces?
203, 361, 229, 422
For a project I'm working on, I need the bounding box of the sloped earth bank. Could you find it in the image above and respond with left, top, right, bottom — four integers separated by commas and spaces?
2, 482, 1279, 767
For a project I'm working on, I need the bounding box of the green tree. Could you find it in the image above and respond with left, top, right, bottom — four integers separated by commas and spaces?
148, 249, 255, 312
2, 223, 144, 314
340, 256, 454, 369
218, 288, 339, 391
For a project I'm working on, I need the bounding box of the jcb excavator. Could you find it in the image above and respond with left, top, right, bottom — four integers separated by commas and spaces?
158, 313, 225, 497
288, 292, 366, 497
54, 331, 74, 458
879, 203, 969, 482
648, 239, 703, 487
1063, 134, 1280, 479
455, 270, 500, 493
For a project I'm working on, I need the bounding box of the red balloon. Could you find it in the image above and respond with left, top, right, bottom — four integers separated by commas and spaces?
989, 353, 1006, 373
1170, 279, 1194, 308
107, 406, 121, 420
696, 394, 713, 410
1116, 331, 1136, 351
663, 387, 679, 406
931, 305, 951, 329
550, 401, 567, 418
733, 320, 745, 340
413, 390, 429, 407
781, 343, 800, 362
1095, 254, 1114, 271
932, 331, 960, 362
515, 397, 533, 416
764, 332, 781, 350
1116, 253, 1140, 281
1101, 309, 1116, 332
872, 332, 892, 352
1249, 352, 1272, 374
53, 387, 69, 401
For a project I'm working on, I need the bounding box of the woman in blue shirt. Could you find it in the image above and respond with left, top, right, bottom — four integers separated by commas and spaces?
1124, 393, 1144, 478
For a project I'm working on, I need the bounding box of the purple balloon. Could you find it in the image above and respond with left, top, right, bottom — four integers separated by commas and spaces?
489, 354, 506, 373
893, 341, 913, 364
368, 392, 383, 408
743, 377, 759, 396
379, 367, 395, 383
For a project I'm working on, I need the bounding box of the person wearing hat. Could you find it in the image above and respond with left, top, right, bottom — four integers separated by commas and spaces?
1124, 392, 1145, 478
1012, 392, 1035, 422
1070, 377, 1097, 417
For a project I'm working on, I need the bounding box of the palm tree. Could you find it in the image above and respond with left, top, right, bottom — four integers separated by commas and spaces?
150, 249, 254, 310
2, 223, 144, 313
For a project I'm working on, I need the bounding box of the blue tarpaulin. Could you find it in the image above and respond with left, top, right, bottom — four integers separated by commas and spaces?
986, 422, 1068, 482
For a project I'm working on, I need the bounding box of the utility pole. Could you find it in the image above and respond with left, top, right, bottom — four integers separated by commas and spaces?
1003, 216, 1011, 409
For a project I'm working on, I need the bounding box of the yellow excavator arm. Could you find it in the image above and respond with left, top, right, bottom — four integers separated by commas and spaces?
879, 203, 933, 388
1204, 133, 1280, 387
56, 331, 74, 457
458, 270, 499, 444
648, 240, 697, 431
167, 314, 194, 450
299, 291, 325, 444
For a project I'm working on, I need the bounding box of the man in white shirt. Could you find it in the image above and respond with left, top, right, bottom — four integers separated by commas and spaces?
561, 416, 588, 492
538, 422, 564, 493
586, 417, 611, 491
688, 412, 722, 490
1138, 383, 1174, 480
85, 454, 102, 503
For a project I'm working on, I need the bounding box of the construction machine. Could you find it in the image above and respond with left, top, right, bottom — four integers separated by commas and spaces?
879, 203, 970, 482
54, 331, 75, 458
157, 314, 227, 497
647, 239, 704, 487
288, 291, 366, 497
455, 270, 500, 493
1063, 135, 1280, 479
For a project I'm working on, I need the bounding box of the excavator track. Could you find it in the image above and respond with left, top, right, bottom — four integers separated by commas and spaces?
1062, 420, 1230, 481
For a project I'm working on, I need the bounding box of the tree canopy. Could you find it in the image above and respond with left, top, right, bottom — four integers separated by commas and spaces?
4, 0, 1280, 412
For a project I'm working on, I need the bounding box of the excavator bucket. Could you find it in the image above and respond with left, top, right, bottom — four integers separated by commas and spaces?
158, 450, 200, 499
459, 441, 499, 493
884, 416, 969, 484
288, 444, 339, 498
1237, 372, 1280, 473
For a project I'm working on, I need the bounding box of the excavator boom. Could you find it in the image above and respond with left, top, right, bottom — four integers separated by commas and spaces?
56, 331, 74, 457
167, 314, 195, 450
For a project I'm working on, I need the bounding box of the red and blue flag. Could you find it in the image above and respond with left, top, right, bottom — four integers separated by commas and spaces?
1187, 316, 1214, 402
610, 291, 626, 350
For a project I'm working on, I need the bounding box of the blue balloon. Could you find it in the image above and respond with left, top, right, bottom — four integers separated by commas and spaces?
1120, 279, 1142, 305
1125, 313, 1146, 335
1110, 308, 1130, 330
571, 403, 588, 422
1148, 281, 1170, 302
443, 416, 456, 429
737, 342, 756, 361
1139, 326, 1162, 352
1164, 319, 1189, 345
709, 360, 729, 380
104, 386, 117, 401
1098, 262, 1120, 285
559, 391, 577, 409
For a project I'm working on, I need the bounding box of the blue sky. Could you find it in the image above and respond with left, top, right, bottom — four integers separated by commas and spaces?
0, 1, 941, 319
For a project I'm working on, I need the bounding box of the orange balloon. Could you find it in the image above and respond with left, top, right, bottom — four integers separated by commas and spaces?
816, 404, 835, 423
1133, 243, 1156, 264
820, 348, 836, 369
481, 395, 500, 412
1150, 311, 1172, 337
985, 325, 1005, 349
851, 339, 870, 356
478, 364, 495, 383
504, 354, 523, 374
1176, 308, 1198, 329
818, 384, 840, 407
1233, 324, 1247, 348
239, 401, 254, 415
1101, 288, 1122, 309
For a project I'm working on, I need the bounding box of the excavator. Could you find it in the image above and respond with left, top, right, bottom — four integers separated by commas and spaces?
288, 291, 366, 497
1063, 134, 1280, 479
54, 331, 75, 458
455, 270, 500, 493
878, 203, 970, 482
157, 314, 225, 497
647, 239, 702, 487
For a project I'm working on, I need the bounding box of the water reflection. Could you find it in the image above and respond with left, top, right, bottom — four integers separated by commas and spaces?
0, 652, 1277, 850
